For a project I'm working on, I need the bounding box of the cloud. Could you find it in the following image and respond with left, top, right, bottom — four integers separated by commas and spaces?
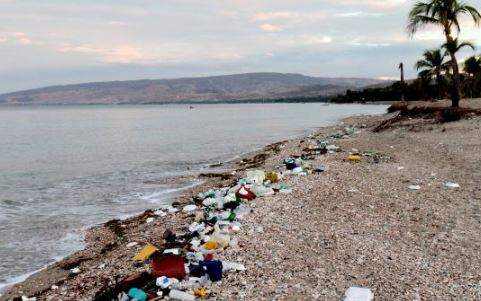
253, 12, 298, 21
59, 44, 144, 64
330, 0, 407, 9
348, 40, 391, 47
58, 42, 244, 65
0, 31, 34, 45
333, 11, 384, 17
280, 34, 333, 46
107, 21, 127, 26
259, 23, 283, 32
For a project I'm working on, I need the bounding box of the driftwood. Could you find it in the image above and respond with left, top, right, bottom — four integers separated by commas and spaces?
373, 112, 404, 132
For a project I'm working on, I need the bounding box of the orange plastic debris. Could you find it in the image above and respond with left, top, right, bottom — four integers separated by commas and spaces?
194, 287, 208, 297
203, 241, 219, 250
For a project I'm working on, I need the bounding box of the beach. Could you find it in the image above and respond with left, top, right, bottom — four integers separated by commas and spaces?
3, 102, 481, 300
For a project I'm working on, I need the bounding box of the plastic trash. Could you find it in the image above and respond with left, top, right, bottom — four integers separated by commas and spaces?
183, 204, 198, 212
265, 171, 281, 183
236, 186, 256, 201
127, 288, 147, 301
250, 184, 275, 197
169, 289, 195, 301
203, 241, 219, 250
200, 260, 223, 281
222, 261, 246, 272
21, 296, 36, 301
233, 204, 251, 220
348, 155, 361, 162
246, 170, 265, 184
292, 166, 303, 174
193, 287, 208, 297
163, 248, 180, 255
283, 158, 298, 170
118, 292, 129, 301
278, 184, 292, 194
326, 144, 339, 152
133, 244, 158, 262
146, 217, 155, 223
445, 182, 460, 189
188, 222, 205, 233
151, 255, 186, 279
204, 253, 214, 261
70, 267, 81, 274
343, 287, 374, 301
126, 242, 138, 248
209, 224, 230, 248
156, 276, 172, 289
202, 198, 217, 207
189, 264, 206, 277
408, 185, 421, 190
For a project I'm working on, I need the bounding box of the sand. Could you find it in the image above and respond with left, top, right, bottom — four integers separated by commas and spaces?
3, 106, 481, 300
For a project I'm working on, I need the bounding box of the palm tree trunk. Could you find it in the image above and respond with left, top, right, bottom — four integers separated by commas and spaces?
444, 29, 461, 108
436, 70, 442, 100
450, 55, 461, 107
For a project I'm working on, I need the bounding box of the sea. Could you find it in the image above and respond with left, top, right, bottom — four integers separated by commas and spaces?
0, 103, 387, 291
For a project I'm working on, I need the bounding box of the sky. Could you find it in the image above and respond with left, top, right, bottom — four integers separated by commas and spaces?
1, 0, 481, 93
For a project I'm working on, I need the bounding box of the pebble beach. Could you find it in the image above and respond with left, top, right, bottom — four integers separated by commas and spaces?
3, 106, 481, 300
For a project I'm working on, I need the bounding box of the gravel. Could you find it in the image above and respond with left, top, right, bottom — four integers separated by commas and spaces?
4, 113, 481, 300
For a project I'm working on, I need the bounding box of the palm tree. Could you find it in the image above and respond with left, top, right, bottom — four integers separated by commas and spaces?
464, 55, 481, 76
408, 0, 481, 107
463, 55, 481, 97
415, 49, 447, 99
442, 38, 476, 100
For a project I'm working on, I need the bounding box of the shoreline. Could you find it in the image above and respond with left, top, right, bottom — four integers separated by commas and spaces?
4, 102, 481, 299
1, 106, 383, 296
0, 110, 367, 299
0, 113, 342, 299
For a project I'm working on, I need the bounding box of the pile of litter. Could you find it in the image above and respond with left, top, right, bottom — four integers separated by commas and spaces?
20, 122, 462, 301
89, 168, 298, 301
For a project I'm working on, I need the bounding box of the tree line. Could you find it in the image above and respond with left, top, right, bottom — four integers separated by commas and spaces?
332, 0, 481, 107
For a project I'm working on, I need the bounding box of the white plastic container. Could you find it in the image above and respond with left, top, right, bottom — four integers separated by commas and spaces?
169, 289, 195, 301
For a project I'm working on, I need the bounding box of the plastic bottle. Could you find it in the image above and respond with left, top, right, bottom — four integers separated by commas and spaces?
222, 261, 246, 272
169, 289, 196, 301
209, 224, 230, 248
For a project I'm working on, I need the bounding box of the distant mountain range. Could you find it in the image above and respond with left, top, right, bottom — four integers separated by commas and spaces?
0, 73, 386, 105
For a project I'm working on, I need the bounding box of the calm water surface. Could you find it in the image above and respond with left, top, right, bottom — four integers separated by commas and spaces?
0, 103, 387, 289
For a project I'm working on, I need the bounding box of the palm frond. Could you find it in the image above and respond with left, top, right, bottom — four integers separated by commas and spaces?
407, 15, 440, 34
461, 5, 481, 25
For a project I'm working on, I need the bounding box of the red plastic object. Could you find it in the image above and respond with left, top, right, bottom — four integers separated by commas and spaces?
151, 255, 186, 279
203, 253, 214, 261
236, 186, 256, 201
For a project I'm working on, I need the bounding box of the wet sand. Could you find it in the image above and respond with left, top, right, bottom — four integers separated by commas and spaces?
3, 104, 481, 300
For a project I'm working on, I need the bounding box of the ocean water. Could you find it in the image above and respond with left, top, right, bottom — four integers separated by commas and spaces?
0, 103, 387, 290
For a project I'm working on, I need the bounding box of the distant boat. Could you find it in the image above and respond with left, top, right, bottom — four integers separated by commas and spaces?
189, 106, 194, 109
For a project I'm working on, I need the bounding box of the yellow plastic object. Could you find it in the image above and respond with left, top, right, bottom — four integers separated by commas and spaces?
348, 155, 362, 162
203, 241, 219, 250
265, 171, 280, 183
133, 244, 158, 262
193, 287, 208, 297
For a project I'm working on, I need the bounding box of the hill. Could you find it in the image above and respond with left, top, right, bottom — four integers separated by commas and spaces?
0, 73, 385, 105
